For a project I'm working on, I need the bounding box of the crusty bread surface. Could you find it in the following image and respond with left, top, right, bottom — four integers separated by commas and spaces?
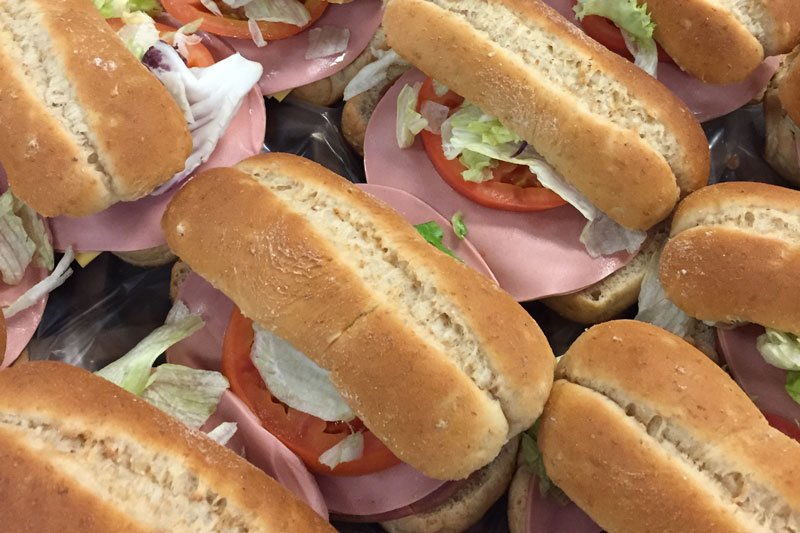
660, 182, 800, 334
0, 0, 191, 217
764, 50, 800, 186
778, 46, 800, 125
505, 456, 532, 533
113, 244, 177, 268
383, 0, 709, 230
380, 437, 519, 533
0, 361, 335, 532
539, 320, 800, 533
644, 0, 800, 84
162, 152, 555, 480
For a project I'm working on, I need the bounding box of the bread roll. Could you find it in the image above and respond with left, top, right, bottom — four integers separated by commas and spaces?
0, 361, 335, 532
383, 0, 710, 230
162, 152, 555, 480
659, 181, 800, 335
539, 320, 800, 533
644, 0, 800, 84
765, 46, 800, 185
0, 0, 192, 217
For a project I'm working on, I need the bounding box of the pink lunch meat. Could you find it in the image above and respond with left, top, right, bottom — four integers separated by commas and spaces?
224, 0, 383, 95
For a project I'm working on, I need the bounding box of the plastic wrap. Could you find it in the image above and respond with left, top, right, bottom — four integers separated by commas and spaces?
25, 91, 793, 533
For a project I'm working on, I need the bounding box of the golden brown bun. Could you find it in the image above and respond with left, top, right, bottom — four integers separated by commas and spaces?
645, 0, 800, 84
113, 244, 177, 268
0, 0, 192, 217
170, 260, 193, 303
660, 182, 800, 335
0, 312, 5, 359
380, 437, 519, 533
542, 223, 668, 324
0, 361, 335, 532
383, 0, 709, 230
162, 153, 555, 480
506, 456, 533, 533
764, 47, 800, 185
539, 320, 800, 533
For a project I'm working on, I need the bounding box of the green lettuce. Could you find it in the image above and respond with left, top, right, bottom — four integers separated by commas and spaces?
451, 211, 467, 240
0, 191, 36, 285
520, 420, 569, 503
142, 364, 230, 429
414, 222, 463, 262
757, 329, 800, 371
92, 0, 161, 17
787, 372, 800, 406
395, 83, 428, 148
574, 0, 658, 76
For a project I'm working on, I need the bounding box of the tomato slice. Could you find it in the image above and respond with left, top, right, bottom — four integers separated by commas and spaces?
221, 308, 401, 476
416, 77, 566, 212
107, 18, 215, 67
161, 0, 327, 41
572, 1, 673, 64
764, 412, 800, 443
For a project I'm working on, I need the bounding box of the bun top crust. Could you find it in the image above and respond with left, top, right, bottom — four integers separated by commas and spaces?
162, 153, 555, 480
539, 320, 800, 533
778, 46, 800, 126
0, 361, 335, 532
660, 182, 800, 333
0, 0, 192, 216
383, 0, 709, 230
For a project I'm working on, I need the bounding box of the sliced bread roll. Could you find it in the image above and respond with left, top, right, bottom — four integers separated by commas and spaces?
162, 152, 555, 480
765, 46, 800, 186
644, 0, 800, 84
383, 0, 710, 230
0, 361, 335, 532
539, 320, 800, 533
0, 0, 192, 217
659, 181, 800, 335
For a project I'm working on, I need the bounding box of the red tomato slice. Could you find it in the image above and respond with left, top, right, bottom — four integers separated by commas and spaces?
764, 412, 800, 442
572, 1, 673, 64
107, 18, 215, 67
416, 77, 566, 212
161, 0, 327, 41
221, 307, 401, 476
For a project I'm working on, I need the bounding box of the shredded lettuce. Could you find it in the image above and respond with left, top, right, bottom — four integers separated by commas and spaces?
206, 422, 238, 446
635, 250, 694, 338
95, 301, 205, 396
92, 0, 161, 17
441, 101, 645, 256
0, 191, 36, 285
199, 0, 224, 16
756, 329, 800, 371
420, 101, 449, 135
396, 83, 428, 149
116, 13, 160, 60
451, 211, 467, 240
787, 371, 800, 406
574, 0, 658, 77
3, 247, 74, 319
319, 432, 364, 470
521, 420, 569, 503
244, 0, 311, 27
248, 18, 267, 47
141, 364, 230, 429
147, 42, 263, 193
344, 49, 409, 101
13, 196, 53, 271
306, 26, 350, 60
414, 222, 463, 262
250, 324, 354, 422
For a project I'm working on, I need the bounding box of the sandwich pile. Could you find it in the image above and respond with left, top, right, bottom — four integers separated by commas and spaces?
1, 0, 800, 531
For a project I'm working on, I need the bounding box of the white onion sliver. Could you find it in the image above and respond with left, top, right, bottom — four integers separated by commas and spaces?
343, 49, 408, 101
319, 433, 364, 470
421, 101, 449, 135
248, 18, 267, 48
306, 26, 350, 60
207, 422, 238, 446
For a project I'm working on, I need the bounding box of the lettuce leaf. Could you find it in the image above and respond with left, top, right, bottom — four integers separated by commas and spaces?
787, 371, 800, 406
319, 432, 364, 470
92, 0, 161, 17
574, 0, 658, 77
520, 420, 569, 502
244, 0, 311, 27
451, 211, 467, 240
206, 422, 238, 446
250, 324, 354, 422
116, 12, 160, 60
0, 190, 36, 285
396, 83, 428, 149
757, 329, 800, 371
635, 250, 694, 338
12, 196, 53, 271
3, 247, 74, 319
414, 222, 463, 262
95, 301, 205, 396
141, 364, 230, 429
344, 49, 409, 101
441, 102, 646, 256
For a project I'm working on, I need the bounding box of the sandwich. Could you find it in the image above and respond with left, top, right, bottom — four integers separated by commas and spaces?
159, 0, 385, 96
643, 181, 800, 423
160, 151, 556, 530
535, 319, 800, 532
765, 44, 800, 186
542, 0, 800, 121
2, 0, 266, 266
364, 0, 709, 302
0, 360, 337, 532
